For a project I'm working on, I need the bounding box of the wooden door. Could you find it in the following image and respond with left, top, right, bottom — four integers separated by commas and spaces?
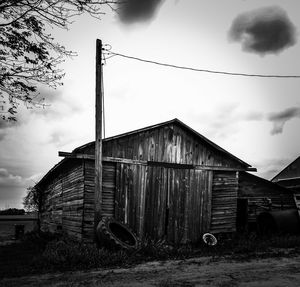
115, 163, 213, 244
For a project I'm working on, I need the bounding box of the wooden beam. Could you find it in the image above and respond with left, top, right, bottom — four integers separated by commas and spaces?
148, 161, 194, 169
58, 152, 256, 172
245, 167, 257, 172
194, 165, 256, 172
58, 151, 94, 160
59, 152, 146, 164
95, 39, 103, 232
104, 156, 147, 165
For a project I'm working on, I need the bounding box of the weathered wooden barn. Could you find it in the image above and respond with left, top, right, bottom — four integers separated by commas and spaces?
271, 156, 300, 216
36, 118, 257, 244
237, 171, 296, 232
271, 156, 300, 193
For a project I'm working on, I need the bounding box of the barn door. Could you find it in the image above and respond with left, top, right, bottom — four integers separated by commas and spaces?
114, 163, 148, 237
143, 166, 168, 240
164, 168, 189, 244
166, 169, 213, 244
115, 164, 213, 244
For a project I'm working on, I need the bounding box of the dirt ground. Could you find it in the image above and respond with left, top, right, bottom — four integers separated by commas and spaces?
1, 254, 300, 287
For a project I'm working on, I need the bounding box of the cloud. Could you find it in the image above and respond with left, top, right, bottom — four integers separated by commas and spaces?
117, 0, 165, 24
29, 87, 62, 115
244, 111, 264, 121
253, 157, 290, 179
0, 116, 21, 129
268, 107, 300, 135
0, 168, 43, 209
29, 86, 81, 118
229, 6, 297, 55
0, 119, 20, 141
0, 168, 22, 187
189, 103, 264, 142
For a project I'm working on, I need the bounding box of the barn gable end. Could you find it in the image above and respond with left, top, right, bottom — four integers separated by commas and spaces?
76, 119, 250, 169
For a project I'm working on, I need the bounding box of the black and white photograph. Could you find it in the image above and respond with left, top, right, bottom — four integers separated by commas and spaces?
0, 1, 300, 286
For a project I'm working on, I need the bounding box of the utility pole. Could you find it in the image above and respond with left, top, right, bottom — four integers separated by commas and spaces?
94, 39, 103, 235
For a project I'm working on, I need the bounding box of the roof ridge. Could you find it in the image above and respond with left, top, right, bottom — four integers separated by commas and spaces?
271, 155, 300, 181
73, 118, 251, 168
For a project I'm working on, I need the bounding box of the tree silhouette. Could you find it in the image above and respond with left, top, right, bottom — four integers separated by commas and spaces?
0, 0, 116, 120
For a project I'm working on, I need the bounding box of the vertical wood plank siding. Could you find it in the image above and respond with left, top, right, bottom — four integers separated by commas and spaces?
82, 160, 116, 242
210, 171, 238, 233
79, 122, 245, 242
99, 124, 244, 168
40, 161, 84, 240
114, 164, 214, 244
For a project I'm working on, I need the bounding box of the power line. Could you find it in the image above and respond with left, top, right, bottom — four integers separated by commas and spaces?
103, 49, 300, 79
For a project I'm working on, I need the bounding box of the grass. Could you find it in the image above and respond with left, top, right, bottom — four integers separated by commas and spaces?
1, 231, 300, 279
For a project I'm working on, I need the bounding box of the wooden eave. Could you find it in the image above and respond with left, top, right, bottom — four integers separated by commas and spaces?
35, 157, 74, 190
271, 156, 300, 182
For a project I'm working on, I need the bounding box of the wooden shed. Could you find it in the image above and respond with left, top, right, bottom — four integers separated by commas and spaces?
271, 156, 300, 193
237, 171, 296, 232
271, 156, 300, 216
36, 118, 255, 244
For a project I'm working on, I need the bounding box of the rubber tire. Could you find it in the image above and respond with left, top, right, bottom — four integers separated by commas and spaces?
96, 217, 139, 250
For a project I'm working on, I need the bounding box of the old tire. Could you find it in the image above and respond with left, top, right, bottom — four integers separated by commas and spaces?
96, 217, 139, 250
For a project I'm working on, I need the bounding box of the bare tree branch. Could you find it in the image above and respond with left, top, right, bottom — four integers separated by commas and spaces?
0, 0, 118, 120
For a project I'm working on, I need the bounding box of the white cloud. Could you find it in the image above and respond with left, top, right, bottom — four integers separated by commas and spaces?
0, 168, 23, 187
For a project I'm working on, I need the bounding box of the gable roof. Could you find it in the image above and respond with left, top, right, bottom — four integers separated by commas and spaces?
36, 118, 255, 188
74, 118, 252, 168
272, 156, 300, 182
241, 171, 295, 194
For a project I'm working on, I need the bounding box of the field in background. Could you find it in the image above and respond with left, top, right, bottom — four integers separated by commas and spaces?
0, 215, 38, 242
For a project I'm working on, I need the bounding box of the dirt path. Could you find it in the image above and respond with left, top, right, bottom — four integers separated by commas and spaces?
1, 255, 300, 286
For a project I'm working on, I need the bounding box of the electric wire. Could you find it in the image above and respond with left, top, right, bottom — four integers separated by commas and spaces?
103, 49, 300, 79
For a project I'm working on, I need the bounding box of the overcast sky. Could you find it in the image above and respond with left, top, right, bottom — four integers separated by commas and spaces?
0, 0, 299, 209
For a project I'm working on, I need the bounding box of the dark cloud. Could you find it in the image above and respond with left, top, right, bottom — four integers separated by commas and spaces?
117, 0, 165, 24
268, 107, 300, 135
229, 6, 297, 55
